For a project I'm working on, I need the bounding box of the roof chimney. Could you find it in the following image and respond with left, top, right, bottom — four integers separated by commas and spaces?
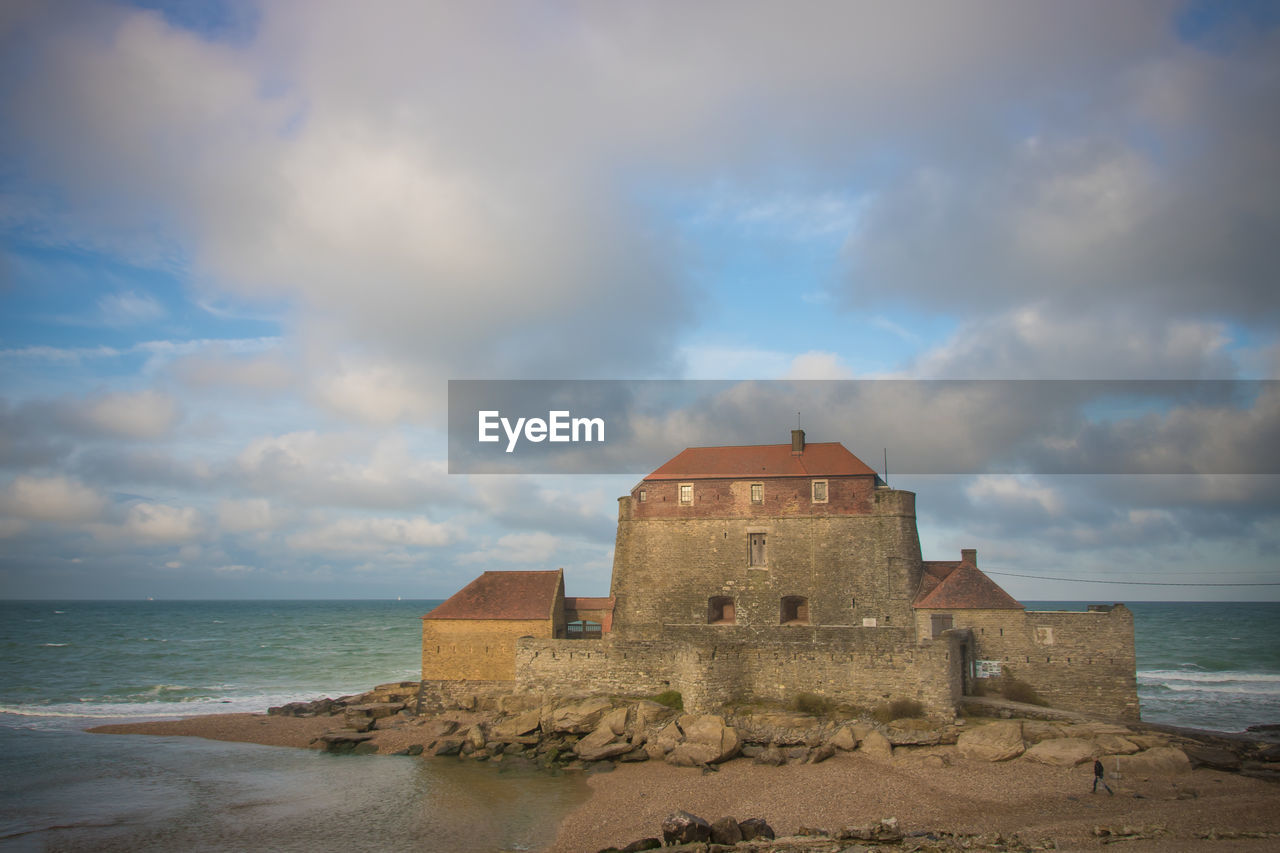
791, 429, 805, 455
961, 548, 977, 566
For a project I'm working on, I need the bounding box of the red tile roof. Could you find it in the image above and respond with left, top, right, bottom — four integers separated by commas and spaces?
645, 442, 877, 480
916, 561, 959, 601
424, 570, 563, 620
914, 560, 1023, 610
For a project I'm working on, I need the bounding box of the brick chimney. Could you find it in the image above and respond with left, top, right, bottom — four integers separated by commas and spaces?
791, 429, 805, 455
961, 548, 977, 565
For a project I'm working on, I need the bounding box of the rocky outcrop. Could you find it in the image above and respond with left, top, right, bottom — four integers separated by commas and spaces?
958, 720, 1024, 762
285, 682, 1276, 793
660, 810, 711, 845
604, 812, 1054, 853
545, 697, 615, 734
1022, 737, 1095, 766
1112, 746, 1192, 776
858, 729, 894, 759
666, 714, 741, 766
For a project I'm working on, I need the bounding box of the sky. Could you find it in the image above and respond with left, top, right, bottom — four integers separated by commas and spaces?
1, 0, 1278, 601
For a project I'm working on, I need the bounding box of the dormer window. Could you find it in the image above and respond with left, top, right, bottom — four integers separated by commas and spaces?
679, 483, 693, 505
811, 480, 828, 503
750, 483, 763, 503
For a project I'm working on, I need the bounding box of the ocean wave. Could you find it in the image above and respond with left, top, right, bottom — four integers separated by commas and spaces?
0, 692, 311, 725
1139, 670, 1280, 697
40, 643, 70, 647
1139, 669, 1280, 685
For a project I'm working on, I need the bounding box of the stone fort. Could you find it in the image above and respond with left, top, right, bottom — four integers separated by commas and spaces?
422, 431, 1139, 720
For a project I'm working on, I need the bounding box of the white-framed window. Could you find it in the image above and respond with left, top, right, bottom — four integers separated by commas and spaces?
750, 483, 763, 503
679, 483, 693, 505
638, 489, 647, 502
811, 479, 828, 503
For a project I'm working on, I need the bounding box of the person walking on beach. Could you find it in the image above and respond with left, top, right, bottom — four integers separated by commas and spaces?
1092, 759, 1113, 795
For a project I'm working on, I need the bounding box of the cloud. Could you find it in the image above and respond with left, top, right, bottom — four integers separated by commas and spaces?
97, 289, 165, 326
966, 475, 1064, 518
312, 360, 437, 425
470, 475, 618, 543
907, 306, 1236, 380
843, 40, 1280, 327
286, 515, 460, 553
782, 351, 855, 380
122, 501, 202, 543
459, 531, 562, 566
84, 390, 181, 439
1, 475, 106, 522
216, 497, 276, 533
235, 431, 457, 508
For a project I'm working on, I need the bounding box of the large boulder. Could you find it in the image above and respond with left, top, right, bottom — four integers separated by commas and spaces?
661, 811, 711, 846
652, 719, 684, 756
314, 730, 376, 754
1092, 734, 1141, 756
1023, 737, 1097, 767
546, 698, 615, 734
753, 744, 787, 766
666, 715, 741, 766
1184, 744, 1242, 771
575, 711, 634, 762
629, 700, 675, 739
1113, 747, 1192, 776
957, 721, 1024, 762
739, 818, 775, 841
489, 709, 542, 741
710, 816, 743, 845
859, 729, 894, 759
830, 726, 859, 751
1022, 721, 1069, 743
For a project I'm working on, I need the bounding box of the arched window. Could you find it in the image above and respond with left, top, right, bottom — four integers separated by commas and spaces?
780, 595, 809, 625
708, 596, 735, 625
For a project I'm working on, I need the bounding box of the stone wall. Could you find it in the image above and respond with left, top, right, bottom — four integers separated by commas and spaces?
515, 630, 964, 717
421, 617, 552, 681
610, 489, 924, 640
917, 605, 1139, 720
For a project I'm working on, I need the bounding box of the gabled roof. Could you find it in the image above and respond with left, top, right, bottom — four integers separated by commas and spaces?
914, 561, 1023, 611
645, 442, 877, 480
424, 569, 563, 620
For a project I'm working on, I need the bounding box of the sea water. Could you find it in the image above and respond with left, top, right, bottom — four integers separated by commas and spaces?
1026, 601, 1280, 732
0, 601, 586, 852
2, 600, 1278, 850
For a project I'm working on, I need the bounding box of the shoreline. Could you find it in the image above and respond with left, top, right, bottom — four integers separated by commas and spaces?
87, 707, 1280, 852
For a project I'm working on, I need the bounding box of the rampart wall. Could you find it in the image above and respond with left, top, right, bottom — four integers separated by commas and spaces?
917, 606, 1139, 720
515, 630, 964, 716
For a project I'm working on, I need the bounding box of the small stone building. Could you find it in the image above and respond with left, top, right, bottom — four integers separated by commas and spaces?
424, 432, 1139, 719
